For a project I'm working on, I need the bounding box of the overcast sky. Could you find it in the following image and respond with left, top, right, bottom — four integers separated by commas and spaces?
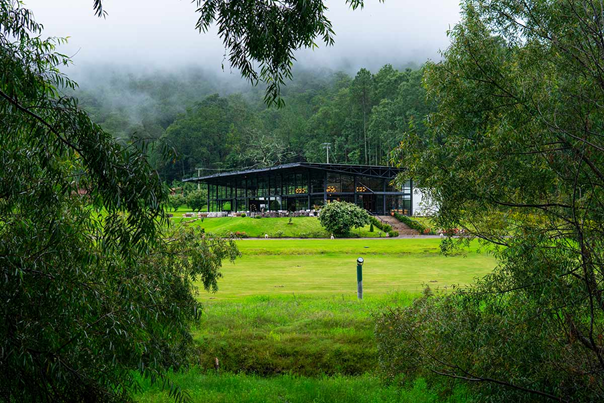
25, 0, 460, 74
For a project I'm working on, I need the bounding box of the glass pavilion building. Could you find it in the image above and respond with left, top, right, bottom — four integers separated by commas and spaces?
184, 162, 413, 216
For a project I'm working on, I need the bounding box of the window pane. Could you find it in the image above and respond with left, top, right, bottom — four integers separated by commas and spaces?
386, 179, 400, 192
341, 174, 354, 192
327, 172, 340, 193
311, 171, 324, 193
376, 195, 384, 214
311, 197, 325, 209
357, 176, 382, 192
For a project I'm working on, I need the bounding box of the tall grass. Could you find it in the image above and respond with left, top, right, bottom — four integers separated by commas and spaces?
135, 371, 473, 403
193, 294, 417, 376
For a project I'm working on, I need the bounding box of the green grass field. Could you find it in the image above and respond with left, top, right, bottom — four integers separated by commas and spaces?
167, 205, 208, 216
171, 216, 387, 238
201, 239, 495, 299
137, 238, 494, 402
136, 372, 472, 403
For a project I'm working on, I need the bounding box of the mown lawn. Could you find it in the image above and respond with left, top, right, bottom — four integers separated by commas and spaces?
170, 216, 387, 238
166, 206, 206, 216
137, 238, 493, 402
200, 239, 495, 299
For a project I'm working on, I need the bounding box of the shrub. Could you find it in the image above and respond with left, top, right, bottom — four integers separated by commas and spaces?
443, 228, 460, 236
241, 213, 246, 217
369, 223, 374, 232
269, 200, 281, 211
376, 287, 596, 402
368, 216, 392, 236
318, 201, 370, 237
274, 230, 284, 238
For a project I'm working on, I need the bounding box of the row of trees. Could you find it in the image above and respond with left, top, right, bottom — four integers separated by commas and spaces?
76, 64, 432, 182
168, 184, 207, 212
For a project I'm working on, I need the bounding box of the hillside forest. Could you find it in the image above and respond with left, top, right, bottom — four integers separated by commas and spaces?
76, 64, 431, 183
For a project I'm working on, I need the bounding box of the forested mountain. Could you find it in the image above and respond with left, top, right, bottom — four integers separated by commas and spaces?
74, 64, 431, 182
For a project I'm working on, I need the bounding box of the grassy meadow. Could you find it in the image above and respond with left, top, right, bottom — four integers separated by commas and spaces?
137, 238, 495, 402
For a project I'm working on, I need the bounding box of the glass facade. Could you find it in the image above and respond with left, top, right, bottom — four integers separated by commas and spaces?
200, 165, 413, 215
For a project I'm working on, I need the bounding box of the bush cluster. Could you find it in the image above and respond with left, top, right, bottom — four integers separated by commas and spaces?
368, 217, 399, 237
376, 287, 599, 402
318, 201, 370, 237
168, 193, 186, 212
167, 188, 208, 212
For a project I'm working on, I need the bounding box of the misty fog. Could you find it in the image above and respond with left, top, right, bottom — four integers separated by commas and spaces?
23, 0, 460, 166
25, 0, 460, 78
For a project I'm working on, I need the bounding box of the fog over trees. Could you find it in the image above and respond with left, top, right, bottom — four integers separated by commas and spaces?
73, 63, 431, 182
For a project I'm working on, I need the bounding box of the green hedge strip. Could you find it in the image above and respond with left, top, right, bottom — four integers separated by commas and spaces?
393, 213, 436, 235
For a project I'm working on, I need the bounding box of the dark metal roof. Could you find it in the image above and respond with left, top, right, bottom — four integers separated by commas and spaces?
183, 162, 406, 183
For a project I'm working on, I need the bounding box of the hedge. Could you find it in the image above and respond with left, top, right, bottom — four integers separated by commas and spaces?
369, 216, 399, 237
393, 213, 436, 235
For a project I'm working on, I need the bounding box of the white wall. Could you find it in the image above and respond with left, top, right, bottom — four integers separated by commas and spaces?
413, 188, 438, 216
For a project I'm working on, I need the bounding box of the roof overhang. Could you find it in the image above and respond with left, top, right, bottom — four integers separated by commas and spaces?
183, 163, 406, 183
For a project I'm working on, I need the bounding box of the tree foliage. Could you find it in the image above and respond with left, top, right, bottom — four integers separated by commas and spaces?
0, 2, 238, 400
168, 193, 187, 212
155, 94, 257, 179
318, 201, 370, 237
385, 0, 604, 401
186, 189, 208, 212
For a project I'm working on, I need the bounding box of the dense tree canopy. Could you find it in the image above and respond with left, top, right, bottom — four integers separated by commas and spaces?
0, 2, 238, 400
381, 0, 604, 401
